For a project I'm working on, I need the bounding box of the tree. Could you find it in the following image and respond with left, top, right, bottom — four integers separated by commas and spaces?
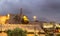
14, 15, 20, 21
13, 15, 20, 23
21, 18, 29, 24
21, 16, 29, 24
6, 28, 27, 36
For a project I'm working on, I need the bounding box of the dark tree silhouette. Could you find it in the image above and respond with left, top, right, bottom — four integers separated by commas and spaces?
13, 15, 20, 24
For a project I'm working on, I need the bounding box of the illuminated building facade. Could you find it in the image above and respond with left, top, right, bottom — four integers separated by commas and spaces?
0, 14, 10, 24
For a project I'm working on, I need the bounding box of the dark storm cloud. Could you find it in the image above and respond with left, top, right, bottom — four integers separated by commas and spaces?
0, 0, 60, 22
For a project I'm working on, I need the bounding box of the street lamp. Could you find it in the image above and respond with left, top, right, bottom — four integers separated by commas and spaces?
7, 14, 10, 19
33, 16, 37, 21
8, 14, 10, 17
33, 16, 37, 36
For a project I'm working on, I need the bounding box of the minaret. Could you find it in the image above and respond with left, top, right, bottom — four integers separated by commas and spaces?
20, 8, 23, 15
20, 8, 23, 18
20, 8, 23, 23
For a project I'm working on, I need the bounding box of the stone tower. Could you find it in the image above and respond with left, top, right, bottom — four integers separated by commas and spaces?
20, 8, 23, 23
20, 8, 23, 15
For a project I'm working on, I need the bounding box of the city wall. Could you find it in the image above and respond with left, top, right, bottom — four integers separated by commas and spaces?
0, 24, 40, 32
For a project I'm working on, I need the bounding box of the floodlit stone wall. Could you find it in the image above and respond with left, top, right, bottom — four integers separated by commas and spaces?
0, 24, 41, 32
0, 24, 45, 36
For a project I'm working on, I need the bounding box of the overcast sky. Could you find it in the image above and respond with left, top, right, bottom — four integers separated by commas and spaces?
0, 0, 60, 23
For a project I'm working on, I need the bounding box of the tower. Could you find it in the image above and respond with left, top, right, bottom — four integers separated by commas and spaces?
20, 8, 23, 18
20, 8, 23, 15
20, 8, 23, 23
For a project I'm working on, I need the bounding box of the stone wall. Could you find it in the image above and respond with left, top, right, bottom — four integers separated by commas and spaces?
0, 24, 42, 32
0, 24, 45, 36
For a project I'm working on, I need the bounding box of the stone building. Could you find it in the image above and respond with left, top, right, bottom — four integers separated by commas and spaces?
0, 14, 9, 24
